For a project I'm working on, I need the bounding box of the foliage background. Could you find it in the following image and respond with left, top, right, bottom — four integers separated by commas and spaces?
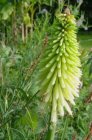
0, 0, 92, 140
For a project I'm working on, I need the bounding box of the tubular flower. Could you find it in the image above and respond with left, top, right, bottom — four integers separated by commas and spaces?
38, 13, 82, 123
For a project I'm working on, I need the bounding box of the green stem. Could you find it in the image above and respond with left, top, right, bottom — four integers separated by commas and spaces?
46, 122, 56, 140
61, 117, 69, 140
6, 123, 12, 140
26, 107, 36, 140
5, 94, 12, 140
46, 90, 57, 140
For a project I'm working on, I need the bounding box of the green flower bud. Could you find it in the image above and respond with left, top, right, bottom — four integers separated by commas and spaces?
37, 13, 82, 123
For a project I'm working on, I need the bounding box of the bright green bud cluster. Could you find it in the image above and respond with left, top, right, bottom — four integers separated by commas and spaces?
38, 13, 82, 123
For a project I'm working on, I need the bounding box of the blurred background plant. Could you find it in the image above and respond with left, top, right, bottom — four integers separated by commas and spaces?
0, 0, 92, 140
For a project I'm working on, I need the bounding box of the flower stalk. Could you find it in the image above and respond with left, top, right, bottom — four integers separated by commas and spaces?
38, 12, 82, 139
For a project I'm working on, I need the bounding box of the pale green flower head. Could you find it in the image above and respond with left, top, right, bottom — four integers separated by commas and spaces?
38, 13, 82, 123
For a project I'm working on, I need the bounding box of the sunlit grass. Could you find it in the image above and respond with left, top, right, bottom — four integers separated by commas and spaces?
78, 31, 92, 48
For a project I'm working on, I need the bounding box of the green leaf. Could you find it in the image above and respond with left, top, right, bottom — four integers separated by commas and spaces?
18, 108, 38, 131
0, 0, 6, 4
1, 3, 14, 20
